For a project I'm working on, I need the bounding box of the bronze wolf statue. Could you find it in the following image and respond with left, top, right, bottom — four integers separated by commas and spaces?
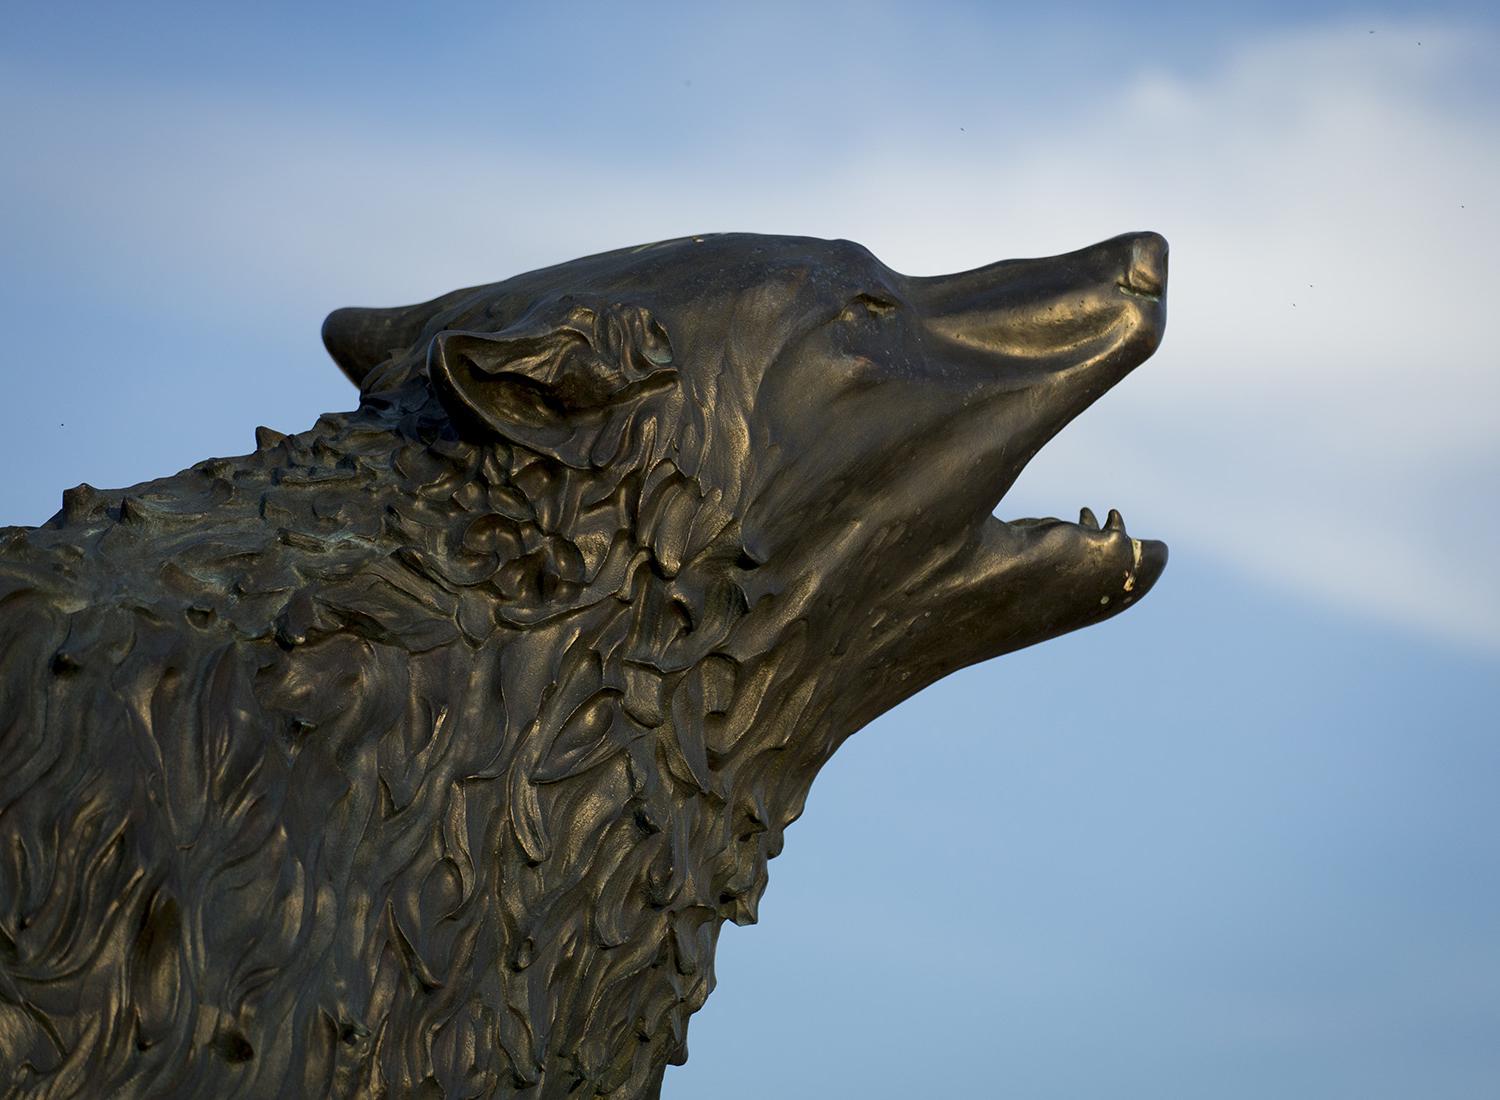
0, 232, 1168, 1097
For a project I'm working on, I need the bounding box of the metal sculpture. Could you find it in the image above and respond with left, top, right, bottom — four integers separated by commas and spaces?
0, 232, 1169, 1098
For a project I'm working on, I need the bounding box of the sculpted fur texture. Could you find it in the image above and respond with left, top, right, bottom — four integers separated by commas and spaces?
0, 232, 1169, 1098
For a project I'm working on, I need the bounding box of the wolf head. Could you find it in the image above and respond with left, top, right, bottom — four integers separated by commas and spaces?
325, 232, 1168, 730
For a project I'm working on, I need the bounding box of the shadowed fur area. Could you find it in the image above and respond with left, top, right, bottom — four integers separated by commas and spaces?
0, 233, 1169, 1098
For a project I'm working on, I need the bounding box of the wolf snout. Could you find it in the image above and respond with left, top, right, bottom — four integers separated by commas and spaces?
1122, 232, 1168, 299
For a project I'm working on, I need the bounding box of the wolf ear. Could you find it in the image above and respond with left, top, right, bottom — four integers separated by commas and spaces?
428, 299, 676, 464
322, 295, 459, 389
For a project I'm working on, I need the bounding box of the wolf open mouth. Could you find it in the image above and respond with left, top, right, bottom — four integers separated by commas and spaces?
928, 231, 1170, 642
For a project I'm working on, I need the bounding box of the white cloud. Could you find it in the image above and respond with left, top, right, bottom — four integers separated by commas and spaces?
2, 18, 1496, 650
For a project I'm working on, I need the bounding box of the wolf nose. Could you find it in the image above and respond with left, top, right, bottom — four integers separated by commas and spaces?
1124, 233, 1168, 298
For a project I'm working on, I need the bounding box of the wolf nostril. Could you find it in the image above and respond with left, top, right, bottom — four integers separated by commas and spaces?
1125, 234, 1167, 298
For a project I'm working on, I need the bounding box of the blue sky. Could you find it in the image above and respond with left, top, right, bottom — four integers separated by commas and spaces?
1, 3, 1496, 1096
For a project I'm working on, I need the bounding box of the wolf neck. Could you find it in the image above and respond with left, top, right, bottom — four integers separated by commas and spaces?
352, 413, 861, 1093
479, 628, 844, 1095
465, 521, 853, 1093
250, 402, 855, 1092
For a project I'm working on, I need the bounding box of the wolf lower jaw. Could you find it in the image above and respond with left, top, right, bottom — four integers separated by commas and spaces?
973, 510, 1168, 618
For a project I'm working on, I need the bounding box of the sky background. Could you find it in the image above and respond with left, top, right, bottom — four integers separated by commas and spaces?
2, 2, 1497, 1096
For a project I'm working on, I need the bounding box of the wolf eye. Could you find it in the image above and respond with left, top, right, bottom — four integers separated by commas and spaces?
837, 293, 898, 323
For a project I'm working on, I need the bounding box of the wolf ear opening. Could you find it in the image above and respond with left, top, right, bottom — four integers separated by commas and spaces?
429, 300, 676, 466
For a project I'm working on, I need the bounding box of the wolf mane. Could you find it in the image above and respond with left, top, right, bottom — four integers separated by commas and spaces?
0, 303, 837, 1098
